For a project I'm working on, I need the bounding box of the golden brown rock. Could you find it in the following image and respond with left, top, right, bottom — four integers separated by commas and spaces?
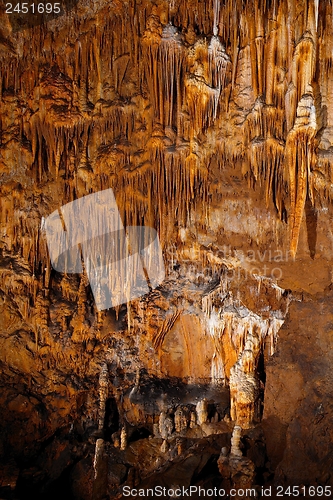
1, 0, 333, 497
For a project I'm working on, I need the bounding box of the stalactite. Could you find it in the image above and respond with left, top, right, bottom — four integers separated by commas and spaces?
185, 64, 220, 136
285, 93, 317, 258
142, 15, 163, 123
4, 1, 333, 493
160, 23, 183, 129
208, 36, 231, 92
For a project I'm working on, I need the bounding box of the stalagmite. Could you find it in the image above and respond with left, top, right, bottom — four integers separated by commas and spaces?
176, 438, 184, 455
196, 399, 208, 425
174, 407, 188, 433
97, 363, 109, 431
160, 440, 169, 453
112, 434, 120, 449
190, 412, 197, 428
153, 423, 160, 437
203, 277, 289, 429
230, 425, 242, 457
93, 438, 104, 479
159, 412, 174, 439
120, 427, 127, 451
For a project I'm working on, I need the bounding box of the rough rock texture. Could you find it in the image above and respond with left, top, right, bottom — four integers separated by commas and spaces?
1, 0, 333, 498
263, 294, 333, 487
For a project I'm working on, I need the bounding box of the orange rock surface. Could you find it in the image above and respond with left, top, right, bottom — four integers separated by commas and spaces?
1, 0, 333, 497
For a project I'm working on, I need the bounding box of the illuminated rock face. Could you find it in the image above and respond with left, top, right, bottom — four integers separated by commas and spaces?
1, 0, 333, 497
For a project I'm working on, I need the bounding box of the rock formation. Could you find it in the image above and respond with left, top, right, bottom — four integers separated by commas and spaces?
1, 0, 333, 498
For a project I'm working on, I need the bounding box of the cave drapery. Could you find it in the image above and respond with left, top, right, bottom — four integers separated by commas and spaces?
1, 0, 333, 498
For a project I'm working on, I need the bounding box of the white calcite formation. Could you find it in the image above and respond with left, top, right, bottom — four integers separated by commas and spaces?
203, 277, 288, 429
93, 438, 104, 480
230, 425, 243, 457
1, 0, 332, 494
97, 363, 109, 431
196, 399, 208, 426
159, 412, 174, 440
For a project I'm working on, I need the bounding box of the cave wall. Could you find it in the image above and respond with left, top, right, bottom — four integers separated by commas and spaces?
1, 0, 333, 497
